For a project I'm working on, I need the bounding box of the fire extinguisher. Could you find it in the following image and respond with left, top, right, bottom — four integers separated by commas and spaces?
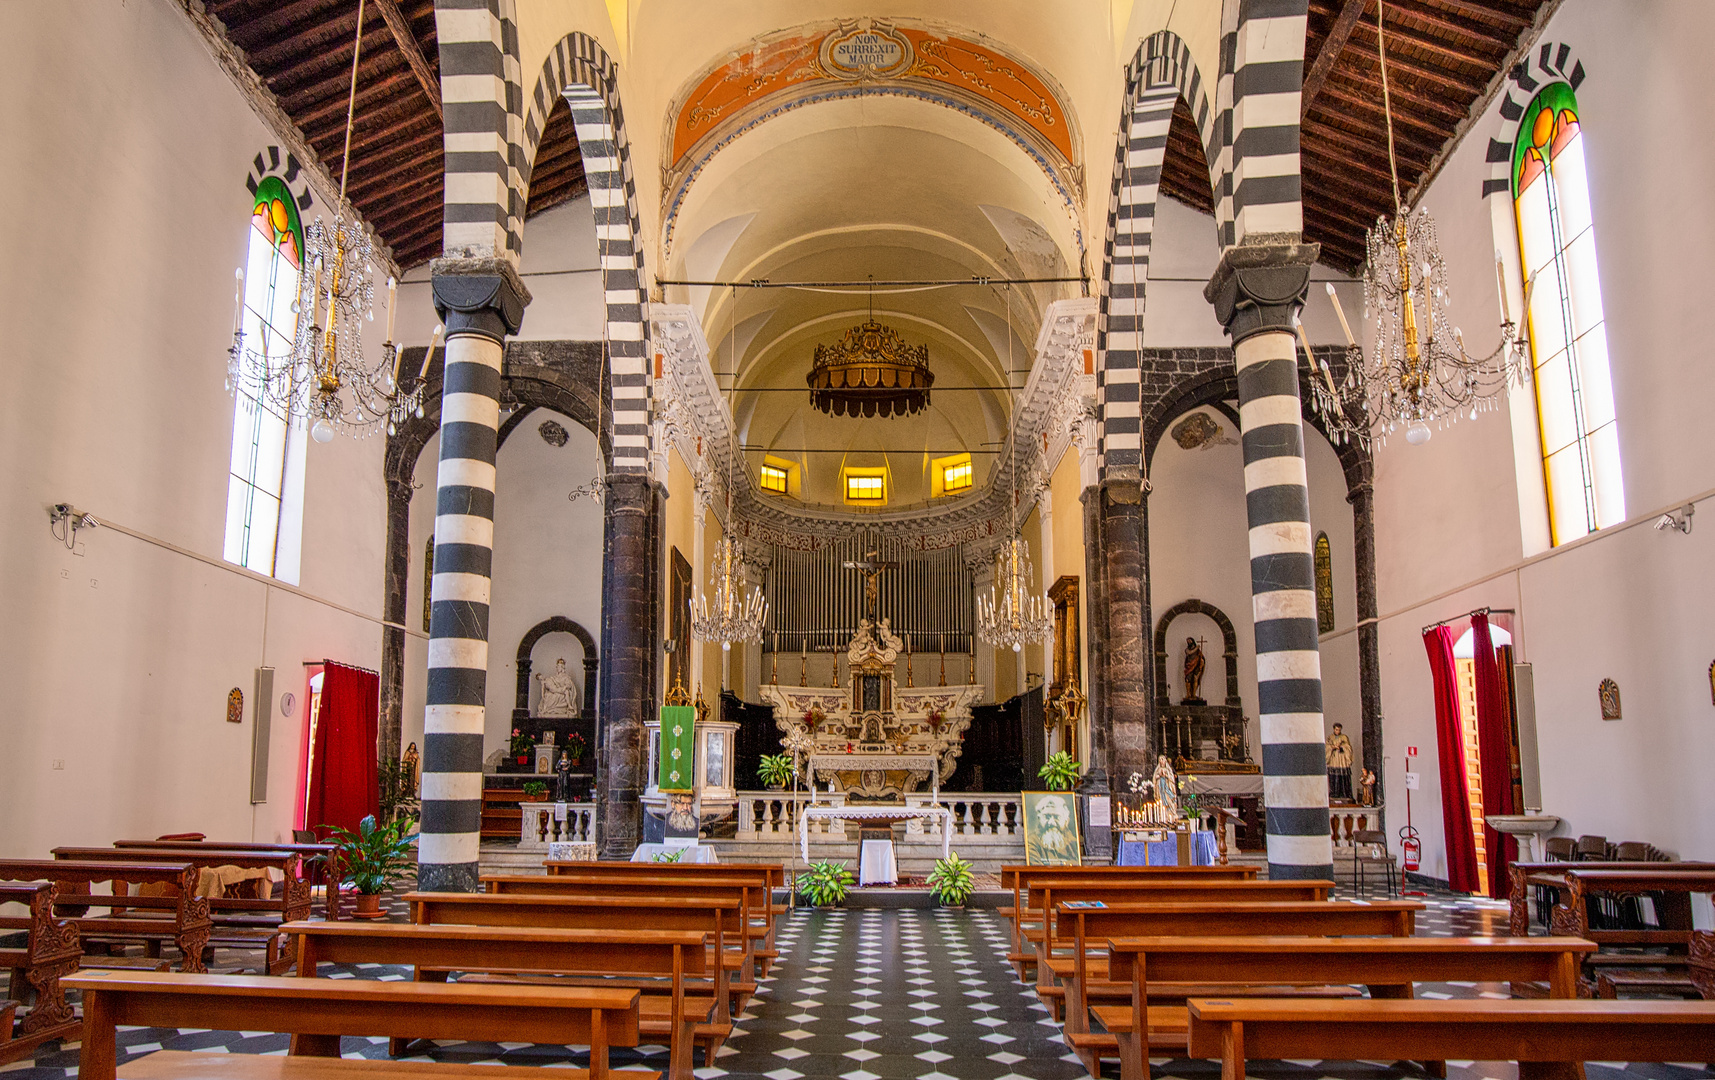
1399, 826, 1421, 873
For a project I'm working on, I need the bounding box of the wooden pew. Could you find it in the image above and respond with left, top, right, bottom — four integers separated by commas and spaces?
999, 866, 1258, 979
54, 847, 309, 973
406, 892, 749, 1018
289, 921, 716, 1080
0, 882, 81, 1064
1044, 900, 1423, 1062
1506, 860, 1715, 935
483, 874, 776, 975
1547, 868, 1715, 997
1185, 998, 1715, 1080
115, 1053, 647, 1080
114, 840, 341, 921
0, 861, 210, 973
67, 969, 650, 1080
539, 862, 787, 952
1100, 936, 1594, 1080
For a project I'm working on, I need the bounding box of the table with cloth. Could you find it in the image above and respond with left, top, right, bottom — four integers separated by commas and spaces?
1115, 830, 1219, 866
628, 842, 719, 864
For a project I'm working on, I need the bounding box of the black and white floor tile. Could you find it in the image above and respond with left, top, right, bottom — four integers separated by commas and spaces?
5, 894, 1710, 1080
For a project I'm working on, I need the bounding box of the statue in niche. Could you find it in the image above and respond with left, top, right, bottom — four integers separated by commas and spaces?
1326, 723, 1354, 802
1152, 754, 1180, 821
535, 658, 577, 718
1182, 636, 1207, 704
554, 753, 574, 802
1358, 768, 1377, 807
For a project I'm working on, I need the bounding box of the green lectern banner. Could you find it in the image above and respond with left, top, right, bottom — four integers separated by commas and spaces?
658, 706, 697, 792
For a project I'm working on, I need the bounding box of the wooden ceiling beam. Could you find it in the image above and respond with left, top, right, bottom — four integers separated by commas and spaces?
1302, 0, 1367, 119
1380, 0, 1520, 46
1302, 113, 1438, 167
272, 43, 411, 111
1415, 0, 1532, 29
210, 0, 340, 49
372, 0, 443, 120
1315, 80, 1464, 138
1350, 19, 1505, 71
293, 70, 418, 128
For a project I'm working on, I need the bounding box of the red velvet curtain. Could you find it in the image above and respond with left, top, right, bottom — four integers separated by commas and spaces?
1471, 613, 1518, 898
1423, 625, 1480, 893
306, 661, 380, 835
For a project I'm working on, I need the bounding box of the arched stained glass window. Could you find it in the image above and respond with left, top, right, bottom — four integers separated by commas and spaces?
1512, 82, 1622, 545
224, 176, 308, 582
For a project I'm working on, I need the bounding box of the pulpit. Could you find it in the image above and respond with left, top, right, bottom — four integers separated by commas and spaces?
759, 619, 981, 801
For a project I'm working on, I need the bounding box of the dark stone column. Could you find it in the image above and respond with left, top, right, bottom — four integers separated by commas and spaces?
1081, 487, 1109, 774
598, 472, 660, 857
379, 476, 411, 767
1349, 479, 1385, 825
1101, 478, 1151, 784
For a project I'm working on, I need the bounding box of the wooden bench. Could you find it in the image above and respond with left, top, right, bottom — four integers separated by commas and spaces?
116, 1052, 646, 1080
67, 969, 651, 1080
115, 840, 340, 920
1506, 860, 1715, 935
55, 847, 309, 973
288, 921, 717, 1080
1185, 998, 1715, 1080
407, 892, 749, 1017
1041, 899, 1422, 1061
539, 862, 787, 952
0, 861, 211, 973
483, 875, 777, 975
0, 882, 81, 1064
999, 866, 1259, 980
1100, 936, 1594, 1080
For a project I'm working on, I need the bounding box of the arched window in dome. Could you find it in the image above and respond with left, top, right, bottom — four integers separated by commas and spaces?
224, 176, 308, 582
1512, 82, 1622, 545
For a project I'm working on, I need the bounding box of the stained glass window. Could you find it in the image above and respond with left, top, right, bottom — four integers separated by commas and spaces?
224, 176, 308, 582
1512, 82, 1622, 545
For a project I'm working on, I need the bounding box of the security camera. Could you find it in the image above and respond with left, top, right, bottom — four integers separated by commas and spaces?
1654, 504, 1694, 535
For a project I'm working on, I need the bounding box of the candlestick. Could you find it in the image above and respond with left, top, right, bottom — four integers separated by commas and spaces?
417, 323, 444, 382
1324, 282, 1356, 348
231, 267, 245, 337
384, 275, 397, 344
1494, 253, 1512, 326
310, 255, 325, 329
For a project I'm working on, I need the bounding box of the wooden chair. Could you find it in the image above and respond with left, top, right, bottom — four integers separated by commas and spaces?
1185, 998, 1715, 1080
1350, 829, 1397, 896
0, 882, 81, 1064
66, 969, 649, 1080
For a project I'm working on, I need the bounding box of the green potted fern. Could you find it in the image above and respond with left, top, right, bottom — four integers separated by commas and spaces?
796, 860, 854, 907
757, 753, 795, 791
1038, 751, 1081, 791
927, 853, 976, 908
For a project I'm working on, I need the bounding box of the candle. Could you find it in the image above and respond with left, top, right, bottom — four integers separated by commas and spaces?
417, 323, 444, 381
384, 275, 398, 344
231, 267, 245, 337
1325, 282, 1356, 348
1494, 254, 1513, 325
310, 255, 325, 328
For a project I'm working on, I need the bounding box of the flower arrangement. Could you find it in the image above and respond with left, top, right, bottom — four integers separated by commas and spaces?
651, 848, 685, 863
927, 853, 976, 907
803, 705, 825, 733
509, 727, 533, 757
927, 709, 945, 732
797, 860, 855, 906
565, 731, 587, 767
1038, 751, 1082, 792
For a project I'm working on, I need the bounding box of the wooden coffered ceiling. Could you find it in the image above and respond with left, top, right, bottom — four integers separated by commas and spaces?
202, 0, 1547, 274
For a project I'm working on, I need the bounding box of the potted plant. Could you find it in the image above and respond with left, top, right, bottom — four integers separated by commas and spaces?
797, 860, 854, 907
521, 780, 548, 802
565, 731, 587, 769
651, 848, 684, 863
1039, 750, 1081, 791
927, 853, 975, 908
757, 753, 795, 791
509, 727, 533, 765
327, 814, 416, 919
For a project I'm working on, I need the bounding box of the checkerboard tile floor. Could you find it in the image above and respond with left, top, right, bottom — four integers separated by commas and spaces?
5, 894, 1710, 1080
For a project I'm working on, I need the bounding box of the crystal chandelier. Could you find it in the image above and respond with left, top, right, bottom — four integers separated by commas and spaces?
690, 287, 769, 652
1305, 1, 1529, 451
976, 284, 1053, 653
224, 0, 425, 443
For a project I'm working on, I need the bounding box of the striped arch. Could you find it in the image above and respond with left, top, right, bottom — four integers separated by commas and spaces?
434, 0, 526, 260
1481, 41, 1587, 197
1095, 30, 1220, 480
521, 34, 652, 475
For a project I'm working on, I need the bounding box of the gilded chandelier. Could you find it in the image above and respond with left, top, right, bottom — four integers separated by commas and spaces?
223, 0, 425, 443
807, 317, 934, 418
690, 534, 768, 652
1306, 1, 1528, 450
976, 535, 1054, 654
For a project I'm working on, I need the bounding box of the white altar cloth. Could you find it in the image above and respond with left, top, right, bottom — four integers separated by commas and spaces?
798, 804, 952, 861
859, 839, 899, 885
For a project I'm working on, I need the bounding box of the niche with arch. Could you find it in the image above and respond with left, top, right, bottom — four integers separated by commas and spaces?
1152, 599, 1255, 770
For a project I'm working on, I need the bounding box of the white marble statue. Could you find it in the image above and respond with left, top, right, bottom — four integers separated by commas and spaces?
534, 658, 578, 718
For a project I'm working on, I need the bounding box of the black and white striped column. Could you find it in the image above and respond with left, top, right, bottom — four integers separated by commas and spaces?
418, 263, 529, 892
1206, 249, 1331, 881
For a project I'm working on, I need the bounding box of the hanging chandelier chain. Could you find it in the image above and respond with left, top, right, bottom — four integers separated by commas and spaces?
1378, 1, 1402, 216
338, 0, 366, 207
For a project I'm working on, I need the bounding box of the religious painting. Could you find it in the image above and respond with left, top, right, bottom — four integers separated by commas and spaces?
1314, 532, 1335, 633
422, 538, 434, 633
1021, 790, 1081, 866
1598, 678, 1621, 721
226, 687, 244, 724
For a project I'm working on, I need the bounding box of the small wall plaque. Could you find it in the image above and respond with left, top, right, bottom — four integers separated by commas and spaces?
226, 687, 244, 724
1598, 678, 1621, 721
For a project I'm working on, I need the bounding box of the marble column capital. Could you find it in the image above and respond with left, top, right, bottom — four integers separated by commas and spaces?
1203, 242, 1321, 346
430, 256, 533, 341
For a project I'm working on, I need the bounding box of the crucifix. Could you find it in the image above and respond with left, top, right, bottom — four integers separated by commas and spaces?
841, 548, 897, 622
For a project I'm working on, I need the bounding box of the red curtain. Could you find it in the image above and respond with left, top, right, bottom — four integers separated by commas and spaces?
1423, 625, 1480, 893
306, 661, 380, 835
1471, 613, 1518, 898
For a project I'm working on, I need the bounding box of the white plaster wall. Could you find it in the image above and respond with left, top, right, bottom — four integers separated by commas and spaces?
402, 415, 605, 760
1369, 0, 1715, 873
0, 0, 386, 856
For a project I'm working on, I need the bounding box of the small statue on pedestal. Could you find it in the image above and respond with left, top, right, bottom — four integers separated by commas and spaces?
554, 752, 574, 802
1151, 754, 1181, 820
1182, 637, 1206, 704
1358, 767, 1377, 807
1326, 723, 1354, 802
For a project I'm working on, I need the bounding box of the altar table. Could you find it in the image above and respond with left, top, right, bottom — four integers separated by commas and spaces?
1116, 830, 1218, 867
798, 804, 952, 861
